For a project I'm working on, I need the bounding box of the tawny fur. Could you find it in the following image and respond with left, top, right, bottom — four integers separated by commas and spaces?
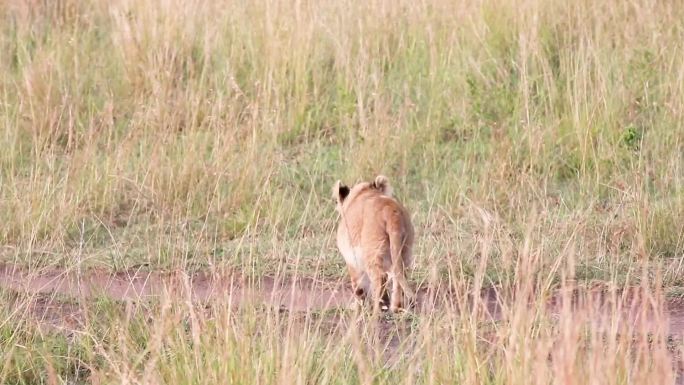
333, 175, 414, 313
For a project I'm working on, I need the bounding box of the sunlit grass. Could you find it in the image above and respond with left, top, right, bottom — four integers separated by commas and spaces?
1, 0, 683, 383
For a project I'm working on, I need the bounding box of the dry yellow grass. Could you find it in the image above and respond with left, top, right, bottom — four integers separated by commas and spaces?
0, 0, 683, 383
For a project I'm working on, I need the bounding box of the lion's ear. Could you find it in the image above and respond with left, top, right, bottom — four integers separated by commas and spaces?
371, 175, 393, 196
333, 180, 350, 204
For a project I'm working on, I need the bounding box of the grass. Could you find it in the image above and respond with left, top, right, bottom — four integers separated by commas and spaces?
1, 0, 683, 383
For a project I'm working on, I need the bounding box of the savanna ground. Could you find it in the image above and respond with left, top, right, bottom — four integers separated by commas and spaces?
1, 0, 683, 383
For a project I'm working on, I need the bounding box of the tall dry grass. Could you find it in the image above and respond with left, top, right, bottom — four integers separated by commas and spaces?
0, 0, 683, 383
0, 221, 679, 384
1, 0, 681, 273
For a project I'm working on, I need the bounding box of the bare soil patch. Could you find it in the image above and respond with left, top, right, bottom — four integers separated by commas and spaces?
2, 263, 684, 338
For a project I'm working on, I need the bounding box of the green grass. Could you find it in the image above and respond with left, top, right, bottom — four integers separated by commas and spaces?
1, 0, 684, 383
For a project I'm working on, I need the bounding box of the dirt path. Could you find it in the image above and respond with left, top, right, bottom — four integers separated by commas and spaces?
0, 263, 354, 311
2, 263, 684, 337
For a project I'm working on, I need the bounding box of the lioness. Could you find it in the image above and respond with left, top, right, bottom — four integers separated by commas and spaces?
333, 175, 414, 313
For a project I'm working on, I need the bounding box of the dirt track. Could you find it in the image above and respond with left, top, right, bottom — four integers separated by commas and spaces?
0, 263, 354, 311
2, 263, 684, 338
